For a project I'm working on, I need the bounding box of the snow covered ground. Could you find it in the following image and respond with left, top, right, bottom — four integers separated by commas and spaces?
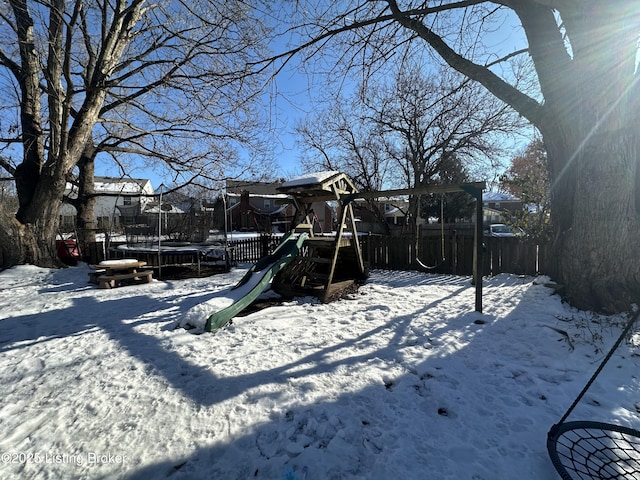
0, 263, 638, 480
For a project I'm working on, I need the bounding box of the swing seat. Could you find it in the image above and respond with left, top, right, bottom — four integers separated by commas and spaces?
547, 420, 640, 479
547, 308, 640, 480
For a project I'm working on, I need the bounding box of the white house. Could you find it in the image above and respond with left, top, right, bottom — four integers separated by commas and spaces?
60, 176, 155, 231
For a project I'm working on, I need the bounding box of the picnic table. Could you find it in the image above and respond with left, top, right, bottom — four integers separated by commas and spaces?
89, 259, 153, 289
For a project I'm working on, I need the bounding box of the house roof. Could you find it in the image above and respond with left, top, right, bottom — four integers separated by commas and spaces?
143, 204, 186, 214
64, 176, 151, 198
483, 191, 520, 202
227, 192, 289, 200
94, 176, 150, 194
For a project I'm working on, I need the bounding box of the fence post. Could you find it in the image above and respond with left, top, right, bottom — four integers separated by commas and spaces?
261, 234, 269, 258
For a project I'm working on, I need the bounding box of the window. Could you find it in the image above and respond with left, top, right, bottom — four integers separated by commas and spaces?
123, 196, 132, 205
264, 199, 271, 209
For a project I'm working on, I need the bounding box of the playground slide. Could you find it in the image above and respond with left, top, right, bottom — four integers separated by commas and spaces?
181, 233, 308, 332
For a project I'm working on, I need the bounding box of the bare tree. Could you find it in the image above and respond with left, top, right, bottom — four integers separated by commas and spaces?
297, 63, 522, 227
368, 65, 522, 221
295, 85, 398, 232
270, 1, 640, 313
0, 0, 271, 268
297, 95, 391, 193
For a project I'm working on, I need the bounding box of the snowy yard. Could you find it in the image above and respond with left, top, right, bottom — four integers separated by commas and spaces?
0, 264, 638, 479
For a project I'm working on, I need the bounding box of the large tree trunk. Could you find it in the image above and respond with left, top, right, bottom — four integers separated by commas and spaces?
0, 211, 23, 270
74, 142, 98, 260
546, 132, 640, 313
538, 4, 640, 313
0, 0, 146, 271
0, 169, 66, 269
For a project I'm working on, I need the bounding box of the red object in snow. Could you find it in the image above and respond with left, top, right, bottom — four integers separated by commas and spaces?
56, 239, 80, 265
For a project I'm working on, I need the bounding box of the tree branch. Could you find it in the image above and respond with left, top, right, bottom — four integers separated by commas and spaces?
385, 0, 545, 127
0, 156, 16, 176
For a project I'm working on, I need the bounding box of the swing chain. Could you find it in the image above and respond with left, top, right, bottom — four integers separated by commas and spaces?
553, 307, 640, 430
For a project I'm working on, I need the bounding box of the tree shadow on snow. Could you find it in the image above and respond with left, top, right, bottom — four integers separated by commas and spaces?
119, 276, 565, 480
1, 266, 568, 479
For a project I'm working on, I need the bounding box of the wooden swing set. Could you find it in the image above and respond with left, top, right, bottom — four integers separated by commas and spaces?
272, 171, 485, 312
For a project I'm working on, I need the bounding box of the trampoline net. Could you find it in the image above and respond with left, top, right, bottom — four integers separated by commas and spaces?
548, 421, 640, 480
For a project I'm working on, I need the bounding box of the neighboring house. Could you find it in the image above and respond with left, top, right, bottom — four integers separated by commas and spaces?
352, 197, 411, 234
59, 176, 155, 231
226, 191, 293, 232
225, 180, 332, 233
225, 179, 418, 235
483, 191, 522, 224
381, 197, 410, 226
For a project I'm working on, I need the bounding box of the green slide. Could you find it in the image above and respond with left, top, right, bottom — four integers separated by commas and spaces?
204, 232, 308, 332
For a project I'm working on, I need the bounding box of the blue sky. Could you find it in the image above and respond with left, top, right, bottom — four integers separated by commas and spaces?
95, 7, 530, 193
94, 49, 311, 191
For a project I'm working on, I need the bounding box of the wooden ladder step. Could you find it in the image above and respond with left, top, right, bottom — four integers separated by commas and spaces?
305, 238, 352, 248
294, 223, 313, 232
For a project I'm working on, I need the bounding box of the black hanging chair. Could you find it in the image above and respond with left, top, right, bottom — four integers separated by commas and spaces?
547, 309, 640, 480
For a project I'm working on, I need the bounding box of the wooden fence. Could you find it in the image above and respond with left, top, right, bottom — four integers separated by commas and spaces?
361, 234, 550, 276
482, 236, 551, 276
83, 233, 549, 277
227, 234, 550, 277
